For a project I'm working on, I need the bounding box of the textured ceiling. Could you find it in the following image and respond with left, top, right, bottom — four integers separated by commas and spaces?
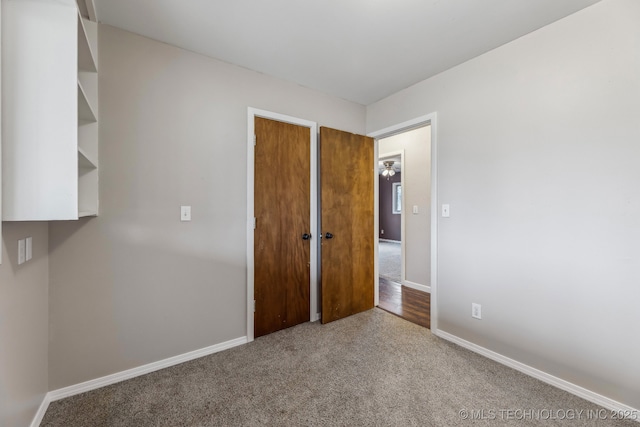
94, 0, 601, 105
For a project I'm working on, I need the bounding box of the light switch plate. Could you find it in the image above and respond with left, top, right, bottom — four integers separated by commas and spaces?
181, 206, 191, 221
412, 205, 419, 214
442, 204, 450, 218
18, 239, 26, 265
26, 237, 33, 261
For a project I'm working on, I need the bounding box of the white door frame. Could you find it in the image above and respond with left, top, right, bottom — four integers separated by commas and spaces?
368, 112, 438, 331
246, 107, 319, 343
377, 150, 406, 289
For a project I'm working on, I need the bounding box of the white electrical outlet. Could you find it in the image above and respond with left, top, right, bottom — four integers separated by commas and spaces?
381, 229, 384, 235
472, 303, 482, 319
18, 239, 26, 265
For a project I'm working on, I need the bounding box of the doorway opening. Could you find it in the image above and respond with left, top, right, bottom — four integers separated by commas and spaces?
378, 153, 403, 284
370, 116, 436, 330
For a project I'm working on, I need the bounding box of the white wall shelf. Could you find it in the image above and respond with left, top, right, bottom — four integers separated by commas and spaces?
77, 12, 97, 72
77, 11, 99, 218
78, 147, 97, 170
1, 0, 99, 221
78, 80, 97, 123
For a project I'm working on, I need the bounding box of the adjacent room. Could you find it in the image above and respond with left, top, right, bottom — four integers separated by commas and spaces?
377, 126, 432, 328
1, 0, 639, 426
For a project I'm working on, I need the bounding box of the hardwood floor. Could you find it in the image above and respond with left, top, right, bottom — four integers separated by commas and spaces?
378, 277, 430, 329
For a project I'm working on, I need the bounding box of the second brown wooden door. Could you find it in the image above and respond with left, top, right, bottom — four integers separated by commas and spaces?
320, 127, 375, 324
254, 117, 311, 338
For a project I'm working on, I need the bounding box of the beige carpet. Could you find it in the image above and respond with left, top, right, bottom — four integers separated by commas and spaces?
41, 309, 634, 426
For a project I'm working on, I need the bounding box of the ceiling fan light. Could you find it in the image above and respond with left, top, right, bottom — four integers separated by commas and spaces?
382, 169, 389, 176
388, 169, 396, 177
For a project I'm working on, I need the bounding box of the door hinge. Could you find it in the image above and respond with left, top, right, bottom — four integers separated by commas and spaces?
253, 217, 257, 229
253, 134, 256, 146
253, 300, 256, 313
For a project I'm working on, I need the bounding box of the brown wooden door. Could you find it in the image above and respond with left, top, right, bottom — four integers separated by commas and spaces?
320, 127, 375, 324
254, 117, 311, 337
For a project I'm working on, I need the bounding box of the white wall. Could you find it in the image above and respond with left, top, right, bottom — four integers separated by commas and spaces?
0, 222, 49, 427
368, 0, 640, 409
379, 126, 431, 287
48, 24, 366, 390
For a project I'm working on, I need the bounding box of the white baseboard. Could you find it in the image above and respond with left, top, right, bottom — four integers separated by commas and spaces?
379, 238, 400, 243
434, 329, 640, 421
312, 312, 321, 322
30, 393, 52, 427
403, 280, 430, 293
31, 336, 247, 426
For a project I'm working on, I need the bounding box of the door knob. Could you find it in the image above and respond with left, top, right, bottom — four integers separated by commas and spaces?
302, 233, 311, 240
325, 232, 334, 239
